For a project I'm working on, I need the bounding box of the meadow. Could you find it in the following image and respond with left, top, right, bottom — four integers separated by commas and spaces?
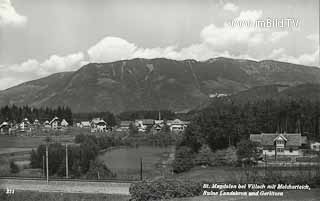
97, 145, 175, 180
0, 134, 75, 177
0, 190, 130, 201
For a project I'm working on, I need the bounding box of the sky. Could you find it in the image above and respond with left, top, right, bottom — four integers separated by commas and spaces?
0, 0, 319, 90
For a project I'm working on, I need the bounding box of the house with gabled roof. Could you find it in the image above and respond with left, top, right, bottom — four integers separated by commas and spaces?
167, 119, 189, 133
91, 118, 107, 132
0, 121, 10, 135
50, 116, 61, 130
61, 119, 69, 127
20, 118, 31, 132
250, 133, 307, 157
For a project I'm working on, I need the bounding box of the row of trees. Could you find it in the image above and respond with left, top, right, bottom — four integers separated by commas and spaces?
30, 135, 125, 178
180, 99, 320, 153
172, 98, 320, 173
0, 105, 72, 124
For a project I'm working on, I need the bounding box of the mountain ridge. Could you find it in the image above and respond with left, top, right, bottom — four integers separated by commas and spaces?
0, 57, 319, 113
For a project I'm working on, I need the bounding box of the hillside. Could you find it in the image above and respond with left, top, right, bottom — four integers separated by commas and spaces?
0, 58, 319, 113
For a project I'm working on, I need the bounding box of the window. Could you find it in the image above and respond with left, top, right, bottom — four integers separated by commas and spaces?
289, 148, 293, 152
276, 148, 284, 153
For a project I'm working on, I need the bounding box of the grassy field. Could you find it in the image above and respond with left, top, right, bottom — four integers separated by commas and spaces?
0, 190, 130, 201
98, 145, 175, 180
173, 166, 320, 184
0, 135, 75, 177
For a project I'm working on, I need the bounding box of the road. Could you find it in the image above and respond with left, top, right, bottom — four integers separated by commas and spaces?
0, 178, 132, 195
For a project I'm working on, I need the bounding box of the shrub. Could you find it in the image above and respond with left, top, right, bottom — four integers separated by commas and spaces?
129, 179, 202, 201
10, 160, 19, 174
194, 144, 213, 166
172, 146, 195, 173
86, 160, 116, 179
210, 146, 238, 166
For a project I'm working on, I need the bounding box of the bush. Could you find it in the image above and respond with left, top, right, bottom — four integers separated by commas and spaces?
129, 179, 202, 201
172, 146, 195, 173
194, 144, 213, 166
211, 146, 238, 166
86, 160, 116, 179
10, 160, 19, 174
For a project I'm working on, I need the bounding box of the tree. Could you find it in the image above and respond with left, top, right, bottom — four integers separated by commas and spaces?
129, 123, 138, 136
10, 161, 19, 174
194, 144, 213, 166
172, 146, 195, 173
86, 160, 116, 179
236, 139, 260, 166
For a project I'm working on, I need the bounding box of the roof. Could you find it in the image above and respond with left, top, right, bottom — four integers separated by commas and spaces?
91, 118, 103, 124
0, 122, 9, 128
250, 133, 305, 147
61, 119, 69, 125
81, 121, 91, 126
141, 119, 154, 125
168, 119, 186, 125
120, 121, 132, 127
49, 116, 60, 124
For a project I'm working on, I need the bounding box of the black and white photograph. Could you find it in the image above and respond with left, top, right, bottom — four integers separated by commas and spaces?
0, 0, 319, 200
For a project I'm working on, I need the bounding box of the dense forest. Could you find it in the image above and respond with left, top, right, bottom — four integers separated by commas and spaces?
118, 110, 177, 121
0, 105, 73, 124
180, 98, 320, 153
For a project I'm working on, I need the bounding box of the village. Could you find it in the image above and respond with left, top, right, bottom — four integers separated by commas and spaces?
0, 115, 190, 136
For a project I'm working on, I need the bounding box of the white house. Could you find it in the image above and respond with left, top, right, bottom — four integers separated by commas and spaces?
50, 117, 61, 130
20, 118, 31, 132
310, 142, 320, 152
167, 119, 189, 133
0, 122, 10, 135
44, 120, 51, 129
80, 121, 91, 129
61, 119, 69, 127
250, 133, 307, 157
91, 118, 107, 132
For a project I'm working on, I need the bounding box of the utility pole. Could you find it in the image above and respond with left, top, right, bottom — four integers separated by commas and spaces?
140, 158, 143, 181
46, 144, 49, 184
42, 155, 45, 177
65, 144, 69, 179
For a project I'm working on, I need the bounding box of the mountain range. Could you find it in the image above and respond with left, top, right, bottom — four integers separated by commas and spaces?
0, 57, 319, 113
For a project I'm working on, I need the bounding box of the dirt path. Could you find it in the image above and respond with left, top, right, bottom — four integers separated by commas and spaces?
0, 179, 131, 195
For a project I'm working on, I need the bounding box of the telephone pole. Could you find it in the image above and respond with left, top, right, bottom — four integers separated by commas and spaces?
65, 144, 69, 179
46, 144, 49, 184
140, 158, 143, 181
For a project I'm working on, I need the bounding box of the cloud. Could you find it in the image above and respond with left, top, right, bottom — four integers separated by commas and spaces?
88, 37, 137, 63
269, 31, 289, 43
0, 0, 27, 27
223, 3, 238, 12
41, 53, 84, 75
268, 47, 319, 66
235, 10, 263, 22
0, 53, 84, 90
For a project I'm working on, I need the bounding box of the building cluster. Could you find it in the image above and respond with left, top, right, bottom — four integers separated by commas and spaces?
76, 117, 190, 134
0, 116, 70, 135
118, 118, 190, 133
76, 118, 110, 133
